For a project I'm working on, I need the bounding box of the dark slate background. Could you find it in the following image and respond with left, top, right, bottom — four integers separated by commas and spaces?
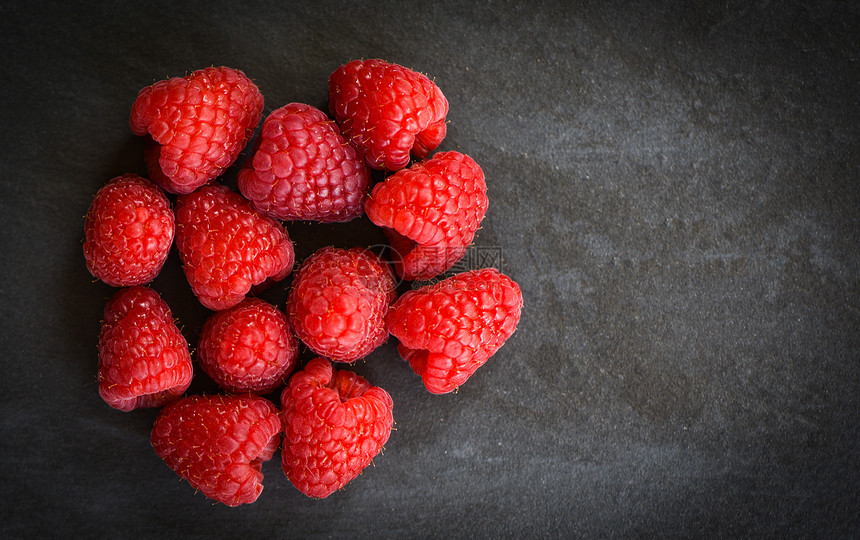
1, 0, 858, 537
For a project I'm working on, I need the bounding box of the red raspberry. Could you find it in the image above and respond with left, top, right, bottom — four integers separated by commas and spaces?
198, 298, 299, 394
83, 174, 174, 287
365, 151, 488, 281
98, 286, 193, 411
286, 247, 396, 363
175, 184, 295, 311
386, 268, 523, 394
280, 357, 393, 498
237, 103, 370, 222
151, 394, 282, 506
130, 66, 264, 194
328, 58, 448, 171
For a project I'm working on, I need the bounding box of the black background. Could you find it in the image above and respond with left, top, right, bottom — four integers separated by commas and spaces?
2, 0, 858, 537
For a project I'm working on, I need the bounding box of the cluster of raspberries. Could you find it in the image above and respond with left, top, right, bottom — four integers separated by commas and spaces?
84, 61, 523, 506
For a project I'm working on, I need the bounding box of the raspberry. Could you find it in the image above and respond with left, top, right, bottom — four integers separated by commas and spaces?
198, 298, 299, 394
130, 66, 264, 194
237, 103, 370, 222
175, 184, 295, 311
328, 59, 448, 171
365, 151, 488, 281
98, 286, 193, 411
386, 268, 523, 394
280, 358, 393, 498
151, 394, 282, 507
286, 247, 396, 363
83, 174, 174, 287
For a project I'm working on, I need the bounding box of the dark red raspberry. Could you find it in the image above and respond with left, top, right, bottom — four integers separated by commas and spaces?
365, 151, 488, 281
287, 247, 396, 363
197, 298, 299, 394
328, 58, 448, 171
386, 268, 523, 394
98, 286, 193, 411
174, 184, 295, 311
83, 174, 174, 287
130, 66, 264, 194
237, 103, 370, 222
280, 357, 393, 498
151, 394, 282, 506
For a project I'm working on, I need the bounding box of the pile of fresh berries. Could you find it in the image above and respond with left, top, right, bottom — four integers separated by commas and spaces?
84, 61, 523, 506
